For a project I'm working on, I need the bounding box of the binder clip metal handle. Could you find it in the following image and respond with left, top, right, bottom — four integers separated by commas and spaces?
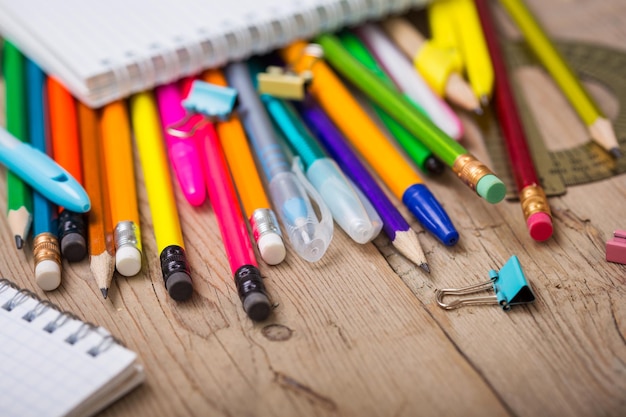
435, 256, 536, 311
167, 80, 238, 138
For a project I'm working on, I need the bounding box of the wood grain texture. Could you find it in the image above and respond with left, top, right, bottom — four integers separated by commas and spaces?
0, 1, 625, 415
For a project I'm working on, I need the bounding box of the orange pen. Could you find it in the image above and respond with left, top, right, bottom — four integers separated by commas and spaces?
47, 77, 87, 262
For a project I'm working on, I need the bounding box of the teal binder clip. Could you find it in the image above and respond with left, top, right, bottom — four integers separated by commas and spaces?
435, 256, 536, 311
167, 80, 238, 138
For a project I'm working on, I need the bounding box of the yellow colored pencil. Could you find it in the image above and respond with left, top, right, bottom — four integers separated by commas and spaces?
499, 0, 620, 157
100, 100, 143, 276
201, 69, 286, 265
129, 91, 193, 301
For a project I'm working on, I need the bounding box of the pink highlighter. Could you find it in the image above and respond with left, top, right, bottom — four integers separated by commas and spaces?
155, 82, 206, 206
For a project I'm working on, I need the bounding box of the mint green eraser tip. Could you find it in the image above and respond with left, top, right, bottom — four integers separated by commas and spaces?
476, 174, 506, 203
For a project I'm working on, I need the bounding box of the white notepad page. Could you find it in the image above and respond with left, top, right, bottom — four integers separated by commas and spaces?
0, 280, 144, 417
0, 0, 429, 108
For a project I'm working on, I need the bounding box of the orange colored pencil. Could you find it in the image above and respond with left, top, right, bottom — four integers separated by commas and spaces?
78, 102, 116, 298
100, 100, 143, 277
46, 77, 87, 262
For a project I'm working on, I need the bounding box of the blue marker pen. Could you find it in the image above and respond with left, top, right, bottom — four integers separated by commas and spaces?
225, 61, 332, 262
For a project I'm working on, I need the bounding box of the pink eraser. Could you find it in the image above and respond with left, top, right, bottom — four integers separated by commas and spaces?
606, 230, 626, 264
527, 212, 553, 242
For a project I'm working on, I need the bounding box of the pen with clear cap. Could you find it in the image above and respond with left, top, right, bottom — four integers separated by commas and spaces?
225, 61, 333, 262
252, 63, 383, 244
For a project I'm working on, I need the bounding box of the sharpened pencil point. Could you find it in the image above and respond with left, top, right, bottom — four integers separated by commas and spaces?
420, 263, 431, 273
480, 95, 490, 108
473, 106, 484, 116
15, 235, 24, 249
101, 288, 108, 299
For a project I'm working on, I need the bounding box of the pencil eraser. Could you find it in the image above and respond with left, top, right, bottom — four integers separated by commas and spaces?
243, 292, 272, 322
60, 232, 87, 262
476, 174, 506, 203
258, 233, 286, 265
165, 271, 194, 301
35, 260, 61, 291
115, 246, 142, 277
527, 212, 553, 242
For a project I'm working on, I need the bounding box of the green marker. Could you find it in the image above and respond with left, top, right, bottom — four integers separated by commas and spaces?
338, 31, 444, 175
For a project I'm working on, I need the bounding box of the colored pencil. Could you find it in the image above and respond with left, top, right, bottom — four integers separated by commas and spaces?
499, 0, 620, 157
100, 100, 143, 277
130, 91, 193, 301
4, 41, 33, 249
475, 0, 553, 241
296, 98, 430, 271
280, 41, 460, 246
47, 77, 87, 262
201, 69, 286, 266
78, 101, 116, 298
26, 58, 62, 291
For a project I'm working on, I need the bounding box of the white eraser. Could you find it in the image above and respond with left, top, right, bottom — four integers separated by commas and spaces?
116, 246, 142, 276
35, 260, 61, 291
258, 233, 286, 265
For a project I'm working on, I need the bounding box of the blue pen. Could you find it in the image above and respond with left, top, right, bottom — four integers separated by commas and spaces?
25, 57, 63, 290
0, 125, 90, 214
225, 61, 332, 262
251, 61, 382, 244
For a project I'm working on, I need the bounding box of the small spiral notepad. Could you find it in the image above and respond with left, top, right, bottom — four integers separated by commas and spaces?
0, 279, 144, 417
0, 0, 429, 108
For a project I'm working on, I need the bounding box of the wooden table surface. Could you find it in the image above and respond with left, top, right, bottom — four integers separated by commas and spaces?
1, 0, 625, 416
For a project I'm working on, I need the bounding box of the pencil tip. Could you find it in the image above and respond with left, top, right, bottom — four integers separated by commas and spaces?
473, 106, 484, 116
101, 288, 108, 299
15, 235, 24, 249
480, 95, 490, 108
420, 263, 431, 273
610, 147, 622, 159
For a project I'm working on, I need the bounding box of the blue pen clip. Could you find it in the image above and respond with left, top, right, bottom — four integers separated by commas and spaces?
435, 256, 536, 311
167, 80, 238, 138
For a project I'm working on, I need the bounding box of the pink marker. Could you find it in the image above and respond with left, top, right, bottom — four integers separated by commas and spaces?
155, 82, 206, 206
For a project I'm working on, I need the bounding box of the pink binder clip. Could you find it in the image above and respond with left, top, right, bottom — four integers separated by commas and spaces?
606, 230, 626, 264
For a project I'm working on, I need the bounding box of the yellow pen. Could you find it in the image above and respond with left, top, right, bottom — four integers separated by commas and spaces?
129, 91, 194, 301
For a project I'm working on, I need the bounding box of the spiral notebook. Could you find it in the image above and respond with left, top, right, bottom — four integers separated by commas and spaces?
0, 0, 429, 108
0, 279, 144, 417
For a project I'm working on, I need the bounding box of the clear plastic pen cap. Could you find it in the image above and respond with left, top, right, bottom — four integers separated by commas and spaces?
268, 160, 333, 262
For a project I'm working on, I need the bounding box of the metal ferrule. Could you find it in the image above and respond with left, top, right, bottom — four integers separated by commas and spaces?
519, 184, 552, 221
249, 208, 282, 241
33, 232, 61, 267
452, 154, 495, 192
114, 221, 141, 252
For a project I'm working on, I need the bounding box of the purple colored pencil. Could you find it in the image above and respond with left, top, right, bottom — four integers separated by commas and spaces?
296, 98, 429, 271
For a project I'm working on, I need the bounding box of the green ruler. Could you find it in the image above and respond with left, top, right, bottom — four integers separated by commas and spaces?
482, 41, 626, 199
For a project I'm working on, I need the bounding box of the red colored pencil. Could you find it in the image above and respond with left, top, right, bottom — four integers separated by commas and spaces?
475, 0, 553, 241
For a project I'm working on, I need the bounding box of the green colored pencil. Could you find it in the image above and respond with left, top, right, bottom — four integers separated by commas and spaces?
3, 41, 33, 249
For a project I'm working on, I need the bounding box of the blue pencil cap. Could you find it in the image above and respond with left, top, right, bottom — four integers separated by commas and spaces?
402, 183, 458, 246
435, 255, 536, 311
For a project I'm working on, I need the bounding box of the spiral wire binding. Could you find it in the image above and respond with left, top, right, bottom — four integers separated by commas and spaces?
0, 278, 124, 356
